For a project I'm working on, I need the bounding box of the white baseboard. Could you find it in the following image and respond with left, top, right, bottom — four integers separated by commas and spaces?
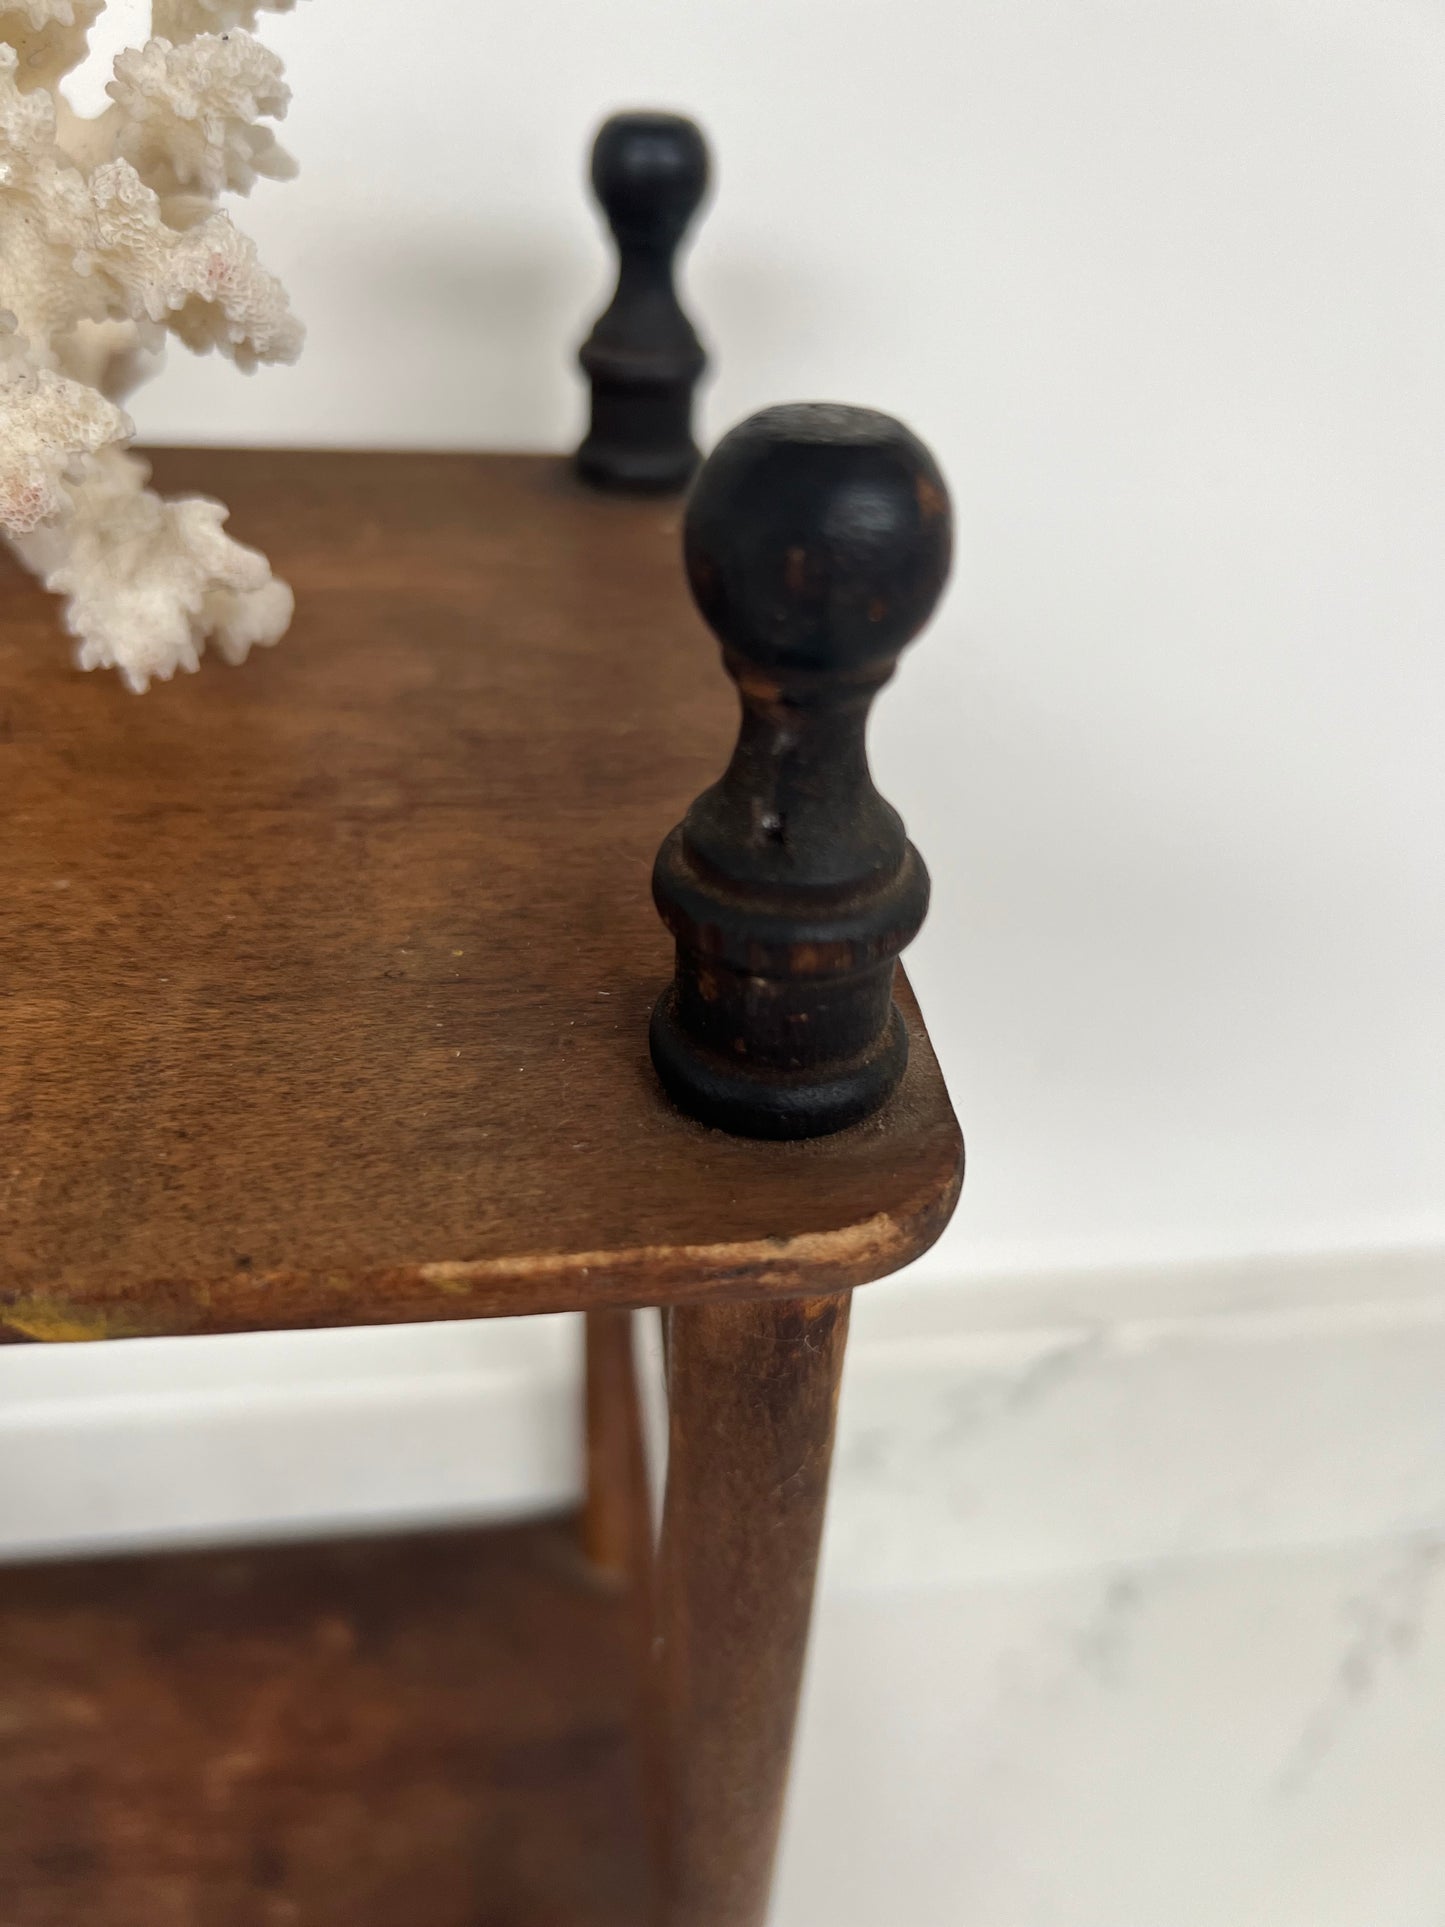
3, 1246, 1442, 1586
0, 1316, 586, 1561
833, 1243, 1445, 1589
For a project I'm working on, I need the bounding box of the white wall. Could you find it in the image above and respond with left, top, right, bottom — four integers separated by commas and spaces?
68, 0, 1442, 1275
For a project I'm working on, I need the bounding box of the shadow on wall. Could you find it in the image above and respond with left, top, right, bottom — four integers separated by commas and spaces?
314, 226, 595, 451
136, 208, 822, 457
340, 225, 820, 455
132, 224, 590, 453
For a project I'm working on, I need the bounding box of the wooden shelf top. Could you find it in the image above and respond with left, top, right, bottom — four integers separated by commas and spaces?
1, 450, 961, 1343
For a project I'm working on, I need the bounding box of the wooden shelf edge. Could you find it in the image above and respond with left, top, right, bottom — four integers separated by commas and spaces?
2, 997, 961, 1349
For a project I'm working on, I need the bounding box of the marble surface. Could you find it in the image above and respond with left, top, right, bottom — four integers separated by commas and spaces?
781, 1536, 1445, 1926
829, 1247, 1445, 1589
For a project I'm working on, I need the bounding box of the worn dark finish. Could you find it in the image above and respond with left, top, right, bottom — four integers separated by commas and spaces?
576, 112, 709, 494
0, 449, 963, 1343
651, 404, 954, 1138
0, 1519, 653, 1927
655, 1293, 851, 1927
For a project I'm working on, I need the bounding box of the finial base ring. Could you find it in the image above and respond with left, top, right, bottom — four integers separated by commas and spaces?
649, 989, 909, 1140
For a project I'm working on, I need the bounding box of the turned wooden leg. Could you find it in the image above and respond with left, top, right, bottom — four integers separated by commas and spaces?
655, 1292, 851, 1927
582, 1308, 651, 1580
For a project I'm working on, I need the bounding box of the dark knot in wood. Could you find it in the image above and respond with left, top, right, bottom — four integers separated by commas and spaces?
651, 402, 954, 1138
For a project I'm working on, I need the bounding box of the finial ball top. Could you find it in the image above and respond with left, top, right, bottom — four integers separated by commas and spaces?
683, 403, 952, 676
591, 112, 709, 246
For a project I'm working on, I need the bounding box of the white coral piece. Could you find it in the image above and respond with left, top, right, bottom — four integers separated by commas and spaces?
0, 0, 104, 92
152, 0, 296, 41
12, 445, 292, 690
0, 311, 129, 530
78, 158, 304, 366
109, 33, 295, 199
0, 5, 303, 689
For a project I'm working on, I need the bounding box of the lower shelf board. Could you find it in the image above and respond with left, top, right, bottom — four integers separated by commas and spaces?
0, 1516, 653, 1927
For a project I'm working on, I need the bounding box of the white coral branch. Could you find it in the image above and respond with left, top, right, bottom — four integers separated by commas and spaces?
151, 0, 296, 45
80, 160, 303, 366
109, 33, 295, 200
0, 312, 130, 531
0, 0, 103, 91
1, 44, 302, 365
13, 445, 294, 691
0, 4, 304, 687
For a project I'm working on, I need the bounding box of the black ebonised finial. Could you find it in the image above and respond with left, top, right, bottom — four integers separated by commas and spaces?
576, 111, 710, 494
650, 403, 954, 1139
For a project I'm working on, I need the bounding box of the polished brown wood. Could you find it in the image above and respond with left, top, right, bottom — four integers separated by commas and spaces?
0, 1519, 652, 1927
0, 449, 962, 1345
655, 1293, 850, 1927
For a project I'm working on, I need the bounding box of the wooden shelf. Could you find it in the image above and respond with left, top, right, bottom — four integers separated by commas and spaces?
0, 1518, 652, 1927
0, 444, 961, 1926
1, 449, 961, 1345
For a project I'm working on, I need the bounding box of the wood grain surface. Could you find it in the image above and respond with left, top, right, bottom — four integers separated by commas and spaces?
1, 451, 962, 1341
0, 1519, 652, 1927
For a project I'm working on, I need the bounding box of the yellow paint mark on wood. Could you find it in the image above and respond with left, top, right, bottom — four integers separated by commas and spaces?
2, 1300, 128, 1344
